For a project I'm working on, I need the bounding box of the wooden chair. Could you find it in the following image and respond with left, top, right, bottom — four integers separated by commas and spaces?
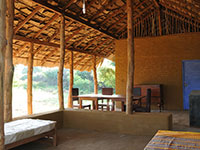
133, 89, 151, 112
72, 88, 91, 109
98, 88, 113, 111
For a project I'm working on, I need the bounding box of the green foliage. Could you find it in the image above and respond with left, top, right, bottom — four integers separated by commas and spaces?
13, 59, 116, 94
74, 71, 94, 94
98, 67, 115, 89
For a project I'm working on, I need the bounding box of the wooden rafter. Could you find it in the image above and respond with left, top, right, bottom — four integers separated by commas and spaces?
63, 0, 76, 10
31, 0, 117, 39
100, 41, 113, 54
116, 10, 155, 36
82, 34, 103, 51
163, 0, 200, 20
34, 14, 59, 38
90, 39, 109, 53
160, 1, 200, 23
80, 56, 93, 71
14, 6, 41, 34
73, 54, 88, 67
89, 0, 115, 22
74, 30, 96, 48
99, 4, 126, 26
65, 25, 84, 42
78, 0, 96, 14
40, 48, 58, 65
13, 35, 106, 56
109, 2, 154, 31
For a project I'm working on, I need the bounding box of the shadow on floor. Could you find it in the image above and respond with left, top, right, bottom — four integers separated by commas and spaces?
11, 129, 152, 150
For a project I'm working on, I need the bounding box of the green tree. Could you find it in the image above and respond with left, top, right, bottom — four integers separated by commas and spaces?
98, 67, 115, 89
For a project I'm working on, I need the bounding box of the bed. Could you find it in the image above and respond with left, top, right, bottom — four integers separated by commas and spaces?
4, 119, 57, 150
144, 130, 200, 150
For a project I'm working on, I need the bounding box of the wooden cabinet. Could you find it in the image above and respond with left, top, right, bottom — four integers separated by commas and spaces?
134, 84, 163, 111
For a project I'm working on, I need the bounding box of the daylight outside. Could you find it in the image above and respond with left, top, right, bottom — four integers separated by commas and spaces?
12, 59, 115, 118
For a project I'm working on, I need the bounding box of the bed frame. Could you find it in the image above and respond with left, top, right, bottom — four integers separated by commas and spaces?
5, 123, 57, 150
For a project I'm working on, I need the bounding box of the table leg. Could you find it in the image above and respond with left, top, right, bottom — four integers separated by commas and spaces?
107, 99, 110, 111
95, 99, 98, 110
79, 99, 83, 109
92, 101, 95, 109
112, 100, 115, 111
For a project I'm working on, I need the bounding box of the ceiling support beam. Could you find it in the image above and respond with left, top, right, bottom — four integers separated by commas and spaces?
13, 35, 105, 57
14, 6, 41, 34
30, 0, 117, 39
34, 14, 59, 38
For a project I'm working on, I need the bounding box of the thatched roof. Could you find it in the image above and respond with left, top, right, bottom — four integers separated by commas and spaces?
13, 0, 200, 71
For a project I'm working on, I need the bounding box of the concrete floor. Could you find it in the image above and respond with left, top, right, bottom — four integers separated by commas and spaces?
11, 111, 200, 150
12, 129, 152, 150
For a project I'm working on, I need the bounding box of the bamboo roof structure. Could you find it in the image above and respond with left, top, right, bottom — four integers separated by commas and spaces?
13, 0, 200, 71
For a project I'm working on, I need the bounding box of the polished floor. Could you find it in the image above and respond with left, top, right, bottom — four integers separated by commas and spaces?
11, 111, 200, 150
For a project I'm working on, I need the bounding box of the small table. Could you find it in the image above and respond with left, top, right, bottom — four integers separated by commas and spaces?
72, 94, 144, 111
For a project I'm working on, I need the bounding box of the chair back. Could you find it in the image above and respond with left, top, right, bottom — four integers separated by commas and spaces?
146, 88, 151, 112
102, 88, 113, 95
133, 87, 141, 96
72, 88, 79, 101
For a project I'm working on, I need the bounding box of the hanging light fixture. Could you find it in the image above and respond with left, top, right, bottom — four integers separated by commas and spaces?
83, 0, 86, 14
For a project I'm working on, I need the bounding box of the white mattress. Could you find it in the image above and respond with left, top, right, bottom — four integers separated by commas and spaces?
5, 119, 56, 145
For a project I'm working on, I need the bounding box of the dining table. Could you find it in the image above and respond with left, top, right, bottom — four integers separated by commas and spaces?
72, 94, 145, 111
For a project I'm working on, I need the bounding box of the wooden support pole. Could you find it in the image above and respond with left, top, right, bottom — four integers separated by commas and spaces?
126, 0, 134, 115
4, 0, 14, 122
158, 9, 162, 36
27, 42, 33, 115
0, 0, 6, 148
58, 15, 65, 110
68, 51, 73, 108
93, 56, 98, 94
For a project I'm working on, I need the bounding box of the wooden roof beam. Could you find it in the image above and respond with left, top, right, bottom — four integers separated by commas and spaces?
40, 48, 58, 65
65, 25, 84, 43
63, 0, 76, 10
73, 54, 88, 67
100, 41, 114, 54
30, 0, 117, 39
99, 4, 126, 26
14, 6, 41, 34
109, 3, 154, 31
152, 0, 159, 8
34, 14, 59, 38
160, 1, 200, 23
116, 11, 155, 35
80, 57, 93, 71
74, 30, 96, 48
13, 35, 106, 57
77, 0, 97, 14
89, 0, 115, 22
82, 34, 103, 51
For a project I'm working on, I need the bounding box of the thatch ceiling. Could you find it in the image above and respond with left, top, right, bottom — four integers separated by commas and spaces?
13, 0, 200, 71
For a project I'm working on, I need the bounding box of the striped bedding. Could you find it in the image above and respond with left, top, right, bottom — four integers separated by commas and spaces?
144, 130, 200, 150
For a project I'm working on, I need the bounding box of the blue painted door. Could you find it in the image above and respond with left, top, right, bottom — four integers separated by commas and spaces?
183, 60, 200, 110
